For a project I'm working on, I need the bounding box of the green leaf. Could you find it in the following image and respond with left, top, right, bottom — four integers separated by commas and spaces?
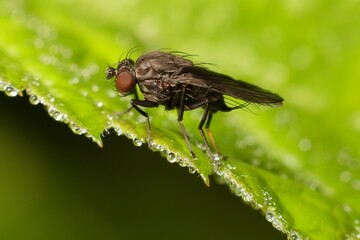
1, 0, 360, 239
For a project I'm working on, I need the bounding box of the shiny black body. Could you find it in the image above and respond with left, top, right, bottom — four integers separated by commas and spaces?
107, 51, 283, 161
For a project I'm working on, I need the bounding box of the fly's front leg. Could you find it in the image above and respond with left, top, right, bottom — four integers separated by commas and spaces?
131, 99, 159, 147
116, 89, 141, 116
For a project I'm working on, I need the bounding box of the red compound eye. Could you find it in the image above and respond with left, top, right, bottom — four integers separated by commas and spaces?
115, 71, 136, 94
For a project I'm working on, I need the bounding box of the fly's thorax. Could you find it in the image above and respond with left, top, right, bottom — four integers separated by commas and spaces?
135, 51, 193, 81
137, 77, 181, 104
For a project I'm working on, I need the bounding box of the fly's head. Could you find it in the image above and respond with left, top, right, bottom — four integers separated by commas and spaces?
106, 58, 137, 96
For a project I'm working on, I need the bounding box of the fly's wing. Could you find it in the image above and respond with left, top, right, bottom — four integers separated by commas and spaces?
176, 66, 284, 106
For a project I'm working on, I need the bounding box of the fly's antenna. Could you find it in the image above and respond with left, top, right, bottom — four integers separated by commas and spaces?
118, 52, 125, 63
126, 46, 139, 59
117, 47, 139, 63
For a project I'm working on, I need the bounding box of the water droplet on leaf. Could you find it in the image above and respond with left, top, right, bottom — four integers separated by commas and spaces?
133, 138, 143, 147
48, 107, 64, 121
188, 166, 196, 174
29, 95, 40, 105
70, 122, 87, 135
167, 152, 178, 163
114, 128, 123, 136
178, 160, 187, 167
5, 85, 18, 97
95, 101, 103, 108
265, 211, 286, 232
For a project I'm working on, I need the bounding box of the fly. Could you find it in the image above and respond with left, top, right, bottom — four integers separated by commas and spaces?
106, 50, 284, 162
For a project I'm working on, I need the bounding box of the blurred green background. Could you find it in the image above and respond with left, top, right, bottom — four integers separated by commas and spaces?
1, 0, 360, 239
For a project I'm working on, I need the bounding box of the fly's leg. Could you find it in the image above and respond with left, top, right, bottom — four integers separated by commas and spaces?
178, 86, 196, 159
131, 99, 159, 147
116, 106, 134, 116
198, 101, 215, 161
115, 89, 140, 116
205, 113, 225, 160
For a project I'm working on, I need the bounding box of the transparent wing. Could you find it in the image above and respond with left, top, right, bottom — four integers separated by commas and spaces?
176, 66, 284, 106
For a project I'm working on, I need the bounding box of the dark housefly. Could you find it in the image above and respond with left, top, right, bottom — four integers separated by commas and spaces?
106, 51, 283, 161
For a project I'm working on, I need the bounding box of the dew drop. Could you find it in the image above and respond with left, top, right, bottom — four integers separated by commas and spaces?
188, 166, 197, 174
107, 89, 117, 98
156, 144, 165, 152
235, 187, 243, 197
353, 219, 360, 238
48, 107, 64, 121
235, 186, 253, 202
150, 143, 164, 152
5, 85, 18, 97
289, 230, 302, 240
0, 79, 5, 91
91, 84, 99, 92
106, 114, 114, 121
343, 203, 352, 213
265, 212, 275, 222
339, 171, 352, 183
352, 180, 360, 191
70, 122, 87, 135
32, 79, 41, 87
263, 190, 274, 207
228, 164, 237, 170
178, 160, 187, 167
69, 77, 80, 85
265, 211, 286, 232
114, 128, 123, 136
102, 129, 110, 136
196, 142, 207, 151
47, 94, 55, 103
298, 138, 312, 152
213, 153, 221, 161
95, 101, 103, 108
242, 191, 253, 202
29, 95, 40, 105
167, 152, 178, 163
133, 138, 143, 147
148, 141, 156, 151
81, 90, 89, 97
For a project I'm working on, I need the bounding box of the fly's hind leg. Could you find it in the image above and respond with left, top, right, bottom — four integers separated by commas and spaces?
205, 112, 225, 160
184, 98, 219, 162
198, 101, 215, 161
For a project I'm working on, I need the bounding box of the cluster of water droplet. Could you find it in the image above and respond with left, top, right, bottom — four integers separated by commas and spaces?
264, 210, 287, 232
234, 185, 254, 203
110, 121, 199, 176
27, 85, 97, 145
261, 189, 290, 234
339, 204, 360, 239
346, 219, 360, 240
288, 230, 307, 240
150, 143, 199, 174
47, 106, 67, 122
106, 110, 199, 175
219, 167, 255, 206
217, 165, 312, 238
